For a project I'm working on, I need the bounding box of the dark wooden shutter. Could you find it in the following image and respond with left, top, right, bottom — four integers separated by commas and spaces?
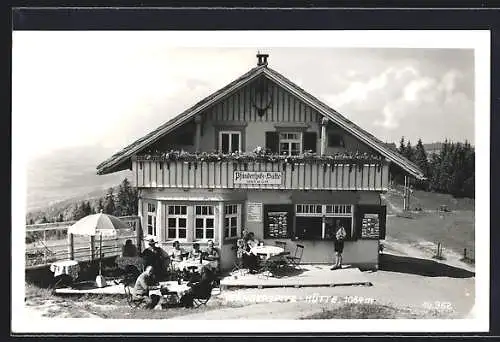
263, 204, 294, 239
379, 205, 387, 240
265, 132, 279, 153
355, 205, 387, 240
303, 132, 317, 153
352, 205, 360, 240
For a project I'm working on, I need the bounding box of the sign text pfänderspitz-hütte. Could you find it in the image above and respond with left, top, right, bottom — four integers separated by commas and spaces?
233, 171, 282, 185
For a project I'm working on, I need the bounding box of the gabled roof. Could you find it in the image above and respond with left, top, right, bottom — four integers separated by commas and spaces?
97, 64, 425, 180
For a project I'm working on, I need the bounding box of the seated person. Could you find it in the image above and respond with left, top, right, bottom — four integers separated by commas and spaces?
141, 235, 169, 281
236, 238, 247, 260
170, 240, 186, 262
179, 267, 215, 308
122, 239, 138, 257
132, 265, 161, 309
245, 232, 260, 250
188, 243, 202, 260
238, 237, 259, 274
203, 240, 220, 272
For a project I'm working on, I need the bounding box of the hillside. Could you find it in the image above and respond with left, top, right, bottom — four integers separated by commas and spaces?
27, 144, 132, 212
381, 186, 475, 262
26, 144, 133, 222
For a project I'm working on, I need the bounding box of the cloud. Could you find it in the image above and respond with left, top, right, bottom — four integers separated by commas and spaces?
12, 34, 475, 161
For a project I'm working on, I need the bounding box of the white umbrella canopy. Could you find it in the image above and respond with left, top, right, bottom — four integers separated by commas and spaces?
68, 212, 132, 237
68, 212, 134, 277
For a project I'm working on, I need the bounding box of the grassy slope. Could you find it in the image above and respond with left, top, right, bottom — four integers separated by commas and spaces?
382, 188, 475, 259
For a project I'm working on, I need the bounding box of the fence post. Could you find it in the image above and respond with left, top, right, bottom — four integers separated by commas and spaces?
136, 216, 143, 254
90, 235, 95, 261
67, 233, 74, 260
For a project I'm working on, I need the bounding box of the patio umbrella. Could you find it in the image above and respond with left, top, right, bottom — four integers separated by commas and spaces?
68, 211, 132, 276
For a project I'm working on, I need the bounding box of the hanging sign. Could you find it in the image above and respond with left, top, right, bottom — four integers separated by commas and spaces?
234, 171, 282, 185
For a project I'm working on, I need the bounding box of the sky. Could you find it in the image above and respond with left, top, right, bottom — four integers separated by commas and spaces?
13, 31, 476, 162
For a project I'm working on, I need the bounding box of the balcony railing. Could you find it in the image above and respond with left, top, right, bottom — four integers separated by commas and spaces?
133, 154, 389, 191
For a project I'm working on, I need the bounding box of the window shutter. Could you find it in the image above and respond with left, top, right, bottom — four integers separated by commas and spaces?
379, 205, 387, 240
265, 132, 279, 153
303, 132, 317, 153
355, 205, 387, 240
352, 205, 360, 240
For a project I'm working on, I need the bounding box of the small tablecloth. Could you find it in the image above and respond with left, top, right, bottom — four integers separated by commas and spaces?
150, 281, 191, 299
115, 256, 145, 271
250, 246, 284, 259
171, 259, 217, 272
50, 260, 80, 280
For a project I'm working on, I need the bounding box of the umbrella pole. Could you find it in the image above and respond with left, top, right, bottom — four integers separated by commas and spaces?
99, 233, 102, 276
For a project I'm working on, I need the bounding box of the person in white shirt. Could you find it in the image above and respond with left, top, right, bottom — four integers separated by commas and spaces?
331, 220, 346, 270
188, 243, 202, 260
170, 240, 185, 262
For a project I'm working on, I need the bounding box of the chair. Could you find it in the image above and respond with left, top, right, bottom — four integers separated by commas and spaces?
274, 241, 287, 251
191, 279, 216, 308
259, 255, 282, 279
231, 240, 248, 275
123, 282, 142, 308
286, 244, 304, 269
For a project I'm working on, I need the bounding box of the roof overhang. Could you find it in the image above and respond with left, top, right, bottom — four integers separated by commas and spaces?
97, 65, 425, 180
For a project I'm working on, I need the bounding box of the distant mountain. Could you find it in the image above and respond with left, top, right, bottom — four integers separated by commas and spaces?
26, 144, 132, 213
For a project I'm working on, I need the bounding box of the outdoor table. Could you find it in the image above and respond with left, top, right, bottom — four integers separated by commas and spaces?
150, 281, 191, 306
115, 256, 145, 272
171, 259, 217, 272
50, 260, 80, 281
250, 245, 284, 259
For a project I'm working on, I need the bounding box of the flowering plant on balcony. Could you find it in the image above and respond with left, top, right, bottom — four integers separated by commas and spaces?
135, 148, 384, 166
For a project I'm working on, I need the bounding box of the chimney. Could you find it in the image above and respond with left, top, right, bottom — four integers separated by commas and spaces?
256, 53, 269, 66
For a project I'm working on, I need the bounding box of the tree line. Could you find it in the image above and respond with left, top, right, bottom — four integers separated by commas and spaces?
396, 137, 475, 198
71, 178, 138, 220
27, 178, 138, 224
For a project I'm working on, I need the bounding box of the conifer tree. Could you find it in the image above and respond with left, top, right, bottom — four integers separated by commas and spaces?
398, 136, 406, 155
413, 139, 429, 190
104, 188, 116, 215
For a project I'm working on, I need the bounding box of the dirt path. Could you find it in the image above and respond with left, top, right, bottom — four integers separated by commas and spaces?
174, 265, 474, 320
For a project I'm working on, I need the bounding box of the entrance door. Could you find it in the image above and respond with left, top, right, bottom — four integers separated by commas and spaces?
295, 216, 322, 240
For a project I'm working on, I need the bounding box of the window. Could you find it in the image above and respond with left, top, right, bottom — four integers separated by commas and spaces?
279, 132, 302, 155
328, 133, 345, 148
296, 204, 322, 215
219, 131, 241, 153
195, 205, 215, 240
166, 205, 188, 240
325, 204, 352, 216
295, 204, 354, 240
146, 203, 157, 237
224, 204, 240, 239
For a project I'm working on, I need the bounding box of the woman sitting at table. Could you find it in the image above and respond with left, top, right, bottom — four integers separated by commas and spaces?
188, 243, 202, 260
203, 240, 220, 272
245, 232, 260, 249
242, 233, 260, 274
170, 241, 185, 262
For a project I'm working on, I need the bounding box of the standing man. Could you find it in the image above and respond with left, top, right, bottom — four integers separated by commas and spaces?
141, 235, 169, 281
331, 220, 346, 270
133, 265, 161, 309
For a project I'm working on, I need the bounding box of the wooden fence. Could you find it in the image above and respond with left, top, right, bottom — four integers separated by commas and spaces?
25, 216, 141, 269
